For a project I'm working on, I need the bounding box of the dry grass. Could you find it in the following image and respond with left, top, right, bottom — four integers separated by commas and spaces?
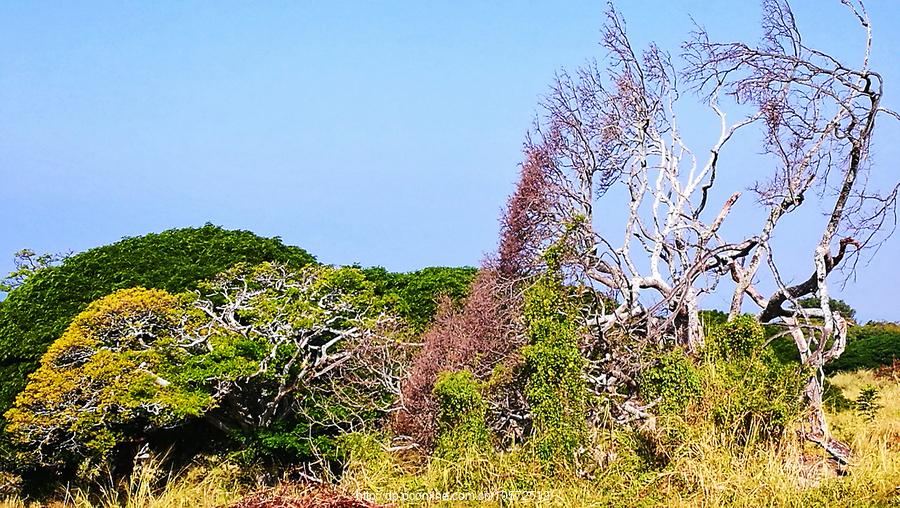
0, 457, 246, 508
1, 370, 897, 507
340, 369, 900, 507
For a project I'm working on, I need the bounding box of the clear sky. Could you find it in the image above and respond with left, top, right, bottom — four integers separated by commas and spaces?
2, 1, 899, 322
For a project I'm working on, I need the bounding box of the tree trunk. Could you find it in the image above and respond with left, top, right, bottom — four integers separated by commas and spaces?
801, 371, 851, 465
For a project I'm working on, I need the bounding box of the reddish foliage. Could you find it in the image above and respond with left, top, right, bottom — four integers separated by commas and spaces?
227, 487, 387, 508
874, 359, 900, 383
497, 147, 554, 278
394, 268, 523, 447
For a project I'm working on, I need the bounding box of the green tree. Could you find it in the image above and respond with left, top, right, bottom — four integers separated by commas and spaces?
0, 249, 68, 293
186, 262, 408, 465
0, 225, 315, 418
798, 297, 857, 321
4, 288, 213, 475
363, 266, 477, 331
5, 263, 408, 475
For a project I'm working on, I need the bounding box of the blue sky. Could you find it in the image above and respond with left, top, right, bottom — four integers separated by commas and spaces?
2, 1, 899, 321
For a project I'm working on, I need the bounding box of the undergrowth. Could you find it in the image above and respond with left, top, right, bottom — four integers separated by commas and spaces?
0, 370, 896, 507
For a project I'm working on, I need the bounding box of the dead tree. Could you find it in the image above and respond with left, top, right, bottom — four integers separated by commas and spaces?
684, 0, 897, 464
501, 0, 896, 461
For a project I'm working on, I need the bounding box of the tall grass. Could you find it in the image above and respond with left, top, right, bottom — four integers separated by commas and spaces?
339, 369, 900, 507
0, 456, 245, 508
1, 370, 896, 507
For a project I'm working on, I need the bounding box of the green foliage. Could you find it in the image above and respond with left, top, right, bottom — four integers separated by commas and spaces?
855, 385, 881, 422
763, 319, 899, 373
700, 318, 805, 443
230, 418, 343, 466
4, 262, 401, 476
827, 322, 900, 373
705, 314, 766, 361
640, 350, 701, 414
521, 275, 587, 468
798, 297, 857, 321
192, 262, 400, 466
823, 379, 853, 412
432, 370, 490, 459
0, 225, 315, 418
362, 266, 477, 331
699, 309, 728, 331
767, 334, 801, 365
0, 249, 67, 293
703, 356, 804, 442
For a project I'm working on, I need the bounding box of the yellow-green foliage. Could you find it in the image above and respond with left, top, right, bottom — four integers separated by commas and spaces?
4, 288, 213, 472
1, 370, 895, 507
432, 371, 490, 459
694, 316, 806, 443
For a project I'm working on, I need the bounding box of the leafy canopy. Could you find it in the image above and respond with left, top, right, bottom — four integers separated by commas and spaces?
4, 288, 213, 472
0, 225, 316, 417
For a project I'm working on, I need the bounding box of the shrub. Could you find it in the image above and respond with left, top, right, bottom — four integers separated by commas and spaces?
640, 350, 702, 414
0, 225, 315, 417
395, 269, 522, 448
856, 385, 881, 422
521, 275, 587, 468
704, 357, 804, 442
706, 314, 766, 361
432, 370, 490, 459
701, 318, 805, 443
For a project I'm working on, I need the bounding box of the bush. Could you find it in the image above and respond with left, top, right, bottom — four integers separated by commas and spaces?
706, 314, 766, 361
704, 356, 804, 443
640, 350, 702, 414
432, 370, 490, 459
394, 269, 521, 449
701, 318, 805, 443
0, 225, 316, 417
4, 263, 406, 477
521, 276, 587, 468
